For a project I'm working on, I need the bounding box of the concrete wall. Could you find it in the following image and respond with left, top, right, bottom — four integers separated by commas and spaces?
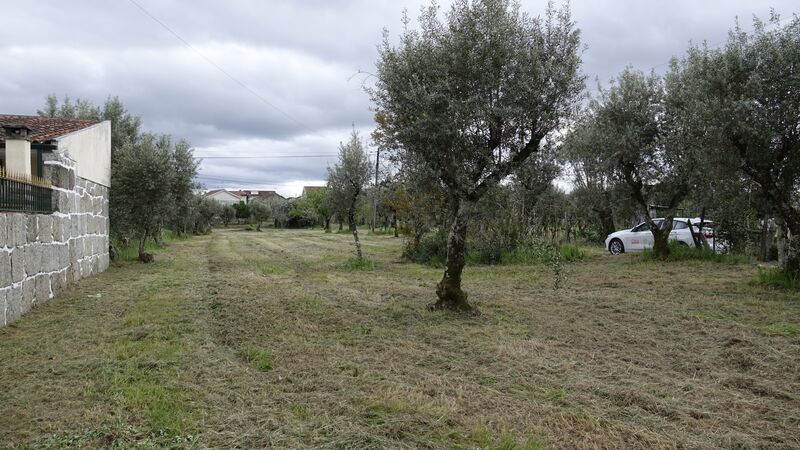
0, 153, 109, 327
55, 121, 111, 187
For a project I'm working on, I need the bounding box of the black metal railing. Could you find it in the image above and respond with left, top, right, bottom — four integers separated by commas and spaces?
0, 168, 53, 214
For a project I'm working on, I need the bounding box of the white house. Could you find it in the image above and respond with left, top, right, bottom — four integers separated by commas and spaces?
203, 189, 242, 206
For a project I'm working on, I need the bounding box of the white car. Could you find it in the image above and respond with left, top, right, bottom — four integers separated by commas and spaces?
605, 218, 727, 254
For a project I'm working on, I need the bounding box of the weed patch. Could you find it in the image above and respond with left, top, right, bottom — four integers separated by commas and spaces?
753, 267, 800, 290
345, 257, 374, 270
238, 346, 273, 371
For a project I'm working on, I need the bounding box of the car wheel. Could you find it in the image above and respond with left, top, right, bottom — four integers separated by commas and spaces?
678, 241, 689, 247
609, 238, 624, 255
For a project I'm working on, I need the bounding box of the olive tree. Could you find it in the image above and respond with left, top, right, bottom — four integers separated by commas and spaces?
561, 115, 619, 238
578, 68, 699, 258
371, 0, 584, 310
327, 130, 372, 260
220, 205, 236, 227
111, 133, 174, 262
676, 15, 800, 273
249, 200, 271, 231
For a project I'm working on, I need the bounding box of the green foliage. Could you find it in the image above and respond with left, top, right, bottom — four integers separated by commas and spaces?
754, 267, 800, 290
344, 257, 374, 271
238, 346, 273, 371
372, 0, 585, 305
290, 187, 331, 229
38, 95, 202, 259
405, 228, 585, 267
111, 134, 174, 249
233, 201, 249, 220
402, 229, 448, 266
248, 200, 271, 231
328, 130, 372, 259
559, 244, 586, 262
220, 205, 236, 227
640, 241, 744, 263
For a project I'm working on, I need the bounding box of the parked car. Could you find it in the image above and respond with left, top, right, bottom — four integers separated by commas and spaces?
605, 218, 728, 254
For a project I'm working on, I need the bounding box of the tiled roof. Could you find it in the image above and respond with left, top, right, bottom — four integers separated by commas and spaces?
232, 190, 285, 200
0, 114, 102, 144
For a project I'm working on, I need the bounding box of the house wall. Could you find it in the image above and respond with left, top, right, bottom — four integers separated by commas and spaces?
0, 153, 109, 327
55, 121, 111, 187
207, 191, 241, 205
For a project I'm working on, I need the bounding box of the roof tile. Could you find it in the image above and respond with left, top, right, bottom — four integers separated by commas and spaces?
0, 114, 102, 143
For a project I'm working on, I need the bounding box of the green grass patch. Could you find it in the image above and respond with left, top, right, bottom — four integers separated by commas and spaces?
765, 322, 799, 336
345, 257, 374, 270
695, 311, 799, 337
255, 260, 285, 275
753, 267, 800, 290
112, 229, 189, 262
640, 241, 744, 263
238, 346, 273, 371
467, 425, 545, 450
369, 228, 396, 236
558, 244, 585, 262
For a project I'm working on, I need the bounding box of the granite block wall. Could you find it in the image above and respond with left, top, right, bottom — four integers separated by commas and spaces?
0, 154, 109, 327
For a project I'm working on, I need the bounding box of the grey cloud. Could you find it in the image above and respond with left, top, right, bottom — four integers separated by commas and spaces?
1, 0, 796, 192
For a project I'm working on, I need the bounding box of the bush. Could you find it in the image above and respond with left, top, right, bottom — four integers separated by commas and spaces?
345, 257, 374, 270
640, 241, 744, 263
754, 267, 799, 290
403, 229, 448, 265
403, 228, 585, 266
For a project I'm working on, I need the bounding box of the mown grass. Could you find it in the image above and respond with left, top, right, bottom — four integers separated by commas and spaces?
639, 241, 744, 264
2, 228, 799, 449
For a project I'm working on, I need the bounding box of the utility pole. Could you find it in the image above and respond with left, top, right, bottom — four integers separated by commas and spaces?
372, 147, 380, 232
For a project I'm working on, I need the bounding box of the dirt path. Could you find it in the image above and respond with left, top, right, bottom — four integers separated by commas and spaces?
1, 228, 798, 449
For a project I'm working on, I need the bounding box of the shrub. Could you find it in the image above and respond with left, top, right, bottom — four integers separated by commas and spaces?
402, 229, 447, 265
754, 267, 799, 290
345, 257, 374, 270
558, 244, 585, 262
640, 241, 744, 263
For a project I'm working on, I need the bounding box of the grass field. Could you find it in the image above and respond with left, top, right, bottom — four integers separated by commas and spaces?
1, 228, 798, 449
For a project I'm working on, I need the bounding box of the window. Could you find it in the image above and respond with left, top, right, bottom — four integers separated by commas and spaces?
672, 220, 688, 230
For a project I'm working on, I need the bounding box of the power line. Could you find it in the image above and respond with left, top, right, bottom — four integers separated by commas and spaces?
194, 151, 376, 160
195, 174, 317, 186
126, 0, 316, 134
195, 154, 339, 160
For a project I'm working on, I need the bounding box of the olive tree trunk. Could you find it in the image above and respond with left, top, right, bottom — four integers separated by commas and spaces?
138, 229, 153, 263
348, 192, 363, 260
433, 199, 471, 311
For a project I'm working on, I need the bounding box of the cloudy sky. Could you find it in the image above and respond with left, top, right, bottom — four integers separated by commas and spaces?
1, 1, 796, 197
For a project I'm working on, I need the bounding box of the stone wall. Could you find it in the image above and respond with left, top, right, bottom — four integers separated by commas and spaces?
0, 153, 109, 327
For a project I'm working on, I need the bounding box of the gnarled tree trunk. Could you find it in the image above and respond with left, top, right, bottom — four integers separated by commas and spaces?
433, 199, 471, 311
